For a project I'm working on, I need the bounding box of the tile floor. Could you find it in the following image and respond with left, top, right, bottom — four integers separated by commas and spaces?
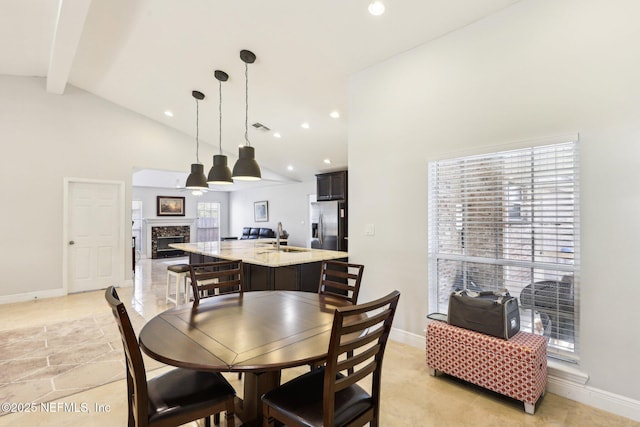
0, 257, 637, 426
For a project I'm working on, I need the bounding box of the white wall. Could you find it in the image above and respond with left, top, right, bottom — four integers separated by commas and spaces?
349, 0, 640, 413
0, 76, 217, 298
229, 180, 316, 247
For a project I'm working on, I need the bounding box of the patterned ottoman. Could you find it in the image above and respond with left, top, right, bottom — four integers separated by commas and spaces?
426, 320, 547, 414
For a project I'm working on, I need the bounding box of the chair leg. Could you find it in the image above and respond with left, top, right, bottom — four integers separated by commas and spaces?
166, 271, 183, 305
128, 404, 135, 427
165, 273, 172, 304
225, 398, 236, 427
184, 277, 190, 304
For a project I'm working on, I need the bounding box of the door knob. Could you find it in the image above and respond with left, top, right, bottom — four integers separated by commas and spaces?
69, 241, 75, 245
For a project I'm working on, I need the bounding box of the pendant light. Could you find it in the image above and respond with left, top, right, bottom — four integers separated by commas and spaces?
185, 90, 209, 190
232, 49, 262, 181
207, 70, 233, 185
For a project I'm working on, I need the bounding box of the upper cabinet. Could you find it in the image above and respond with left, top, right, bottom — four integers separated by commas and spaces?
316, 170, 347, 201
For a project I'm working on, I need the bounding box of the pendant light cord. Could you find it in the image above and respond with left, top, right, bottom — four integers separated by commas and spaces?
195, 97, 201, 163
219, 79, 223, 154
244, 61, 250, 147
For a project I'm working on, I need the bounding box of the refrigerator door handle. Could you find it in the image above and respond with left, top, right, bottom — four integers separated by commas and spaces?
318, 213, 323, 245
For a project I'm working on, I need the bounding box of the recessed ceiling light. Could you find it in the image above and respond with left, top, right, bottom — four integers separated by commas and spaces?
273, 132, 282, 138
287, 165, 294, 171
368, 1, 385, 16
324, 159, 331, 164
301, 122, 310, 129
330, 111, 340, 119
164, 110, 174, 117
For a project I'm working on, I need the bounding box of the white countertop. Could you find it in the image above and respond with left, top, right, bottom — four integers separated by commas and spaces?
170, 240, 348, 267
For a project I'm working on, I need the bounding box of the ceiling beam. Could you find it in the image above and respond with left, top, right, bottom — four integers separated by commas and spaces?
46, 0, 93, 94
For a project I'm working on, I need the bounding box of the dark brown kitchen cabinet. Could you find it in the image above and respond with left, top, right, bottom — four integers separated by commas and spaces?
191, 254, 347, 292
316, 170, 347, 201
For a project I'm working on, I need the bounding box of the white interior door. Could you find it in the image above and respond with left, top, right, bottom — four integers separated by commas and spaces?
67, 180, 124, 293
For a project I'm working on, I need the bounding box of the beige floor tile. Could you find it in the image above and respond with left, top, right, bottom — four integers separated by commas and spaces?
0, 378, 53, 403
0, 326, 47, 344
14, 364, 78, 382
0, 358, 49, 383
53, 360, 123, 390
0, 339, 47, 359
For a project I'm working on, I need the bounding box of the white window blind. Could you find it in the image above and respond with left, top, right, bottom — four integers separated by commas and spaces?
428, 141, 580, 361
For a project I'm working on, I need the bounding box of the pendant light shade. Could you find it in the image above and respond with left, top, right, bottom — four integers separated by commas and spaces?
185, 163, 208, 189
208, 154, 233, 184
185, 90, 209, 190
208, 70, 233, 185
232, 49, 261, 181
232, 145, 261, 181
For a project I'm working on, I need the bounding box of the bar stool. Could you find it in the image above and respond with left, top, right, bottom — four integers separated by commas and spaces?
166, 264, 190, 305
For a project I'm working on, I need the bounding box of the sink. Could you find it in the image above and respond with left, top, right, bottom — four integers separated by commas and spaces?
278, 247, 309, 253
259, 246, 309, 253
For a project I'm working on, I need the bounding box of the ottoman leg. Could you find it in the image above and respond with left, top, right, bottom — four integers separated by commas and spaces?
524, 402, 535, 415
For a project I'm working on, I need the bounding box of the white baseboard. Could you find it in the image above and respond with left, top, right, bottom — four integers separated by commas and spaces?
0, 288, 67, 304
547, 376, 640, 422
390, 326, 425, 348
396, 326, 640, 423
0, 278, 133, 304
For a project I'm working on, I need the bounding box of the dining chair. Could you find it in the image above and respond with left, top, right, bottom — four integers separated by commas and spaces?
104, 286, 236, 427
318, 260, 364, 304
261, 290, 401, 427
189, 260, 244, 305
316, 260, 365, 373
189, 260, 245, 382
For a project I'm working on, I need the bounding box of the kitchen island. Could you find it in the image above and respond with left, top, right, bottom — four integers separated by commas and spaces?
170, 240, 348, 292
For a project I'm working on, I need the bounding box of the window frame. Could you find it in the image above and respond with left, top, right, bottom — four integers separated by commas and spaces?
196, 201, 221, 242
428, 138, 580, 361
132, 200, 143, 252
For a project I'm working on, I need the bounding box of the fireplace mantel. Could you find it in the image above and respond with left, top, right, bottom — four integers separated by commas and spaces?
144, 218, 197, 258
145, 218, 197, 225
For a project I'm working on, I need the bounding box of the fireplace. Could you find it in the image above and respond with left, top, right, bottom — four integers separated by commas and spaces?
151, 226, 190, 259
157, 235, 185, 257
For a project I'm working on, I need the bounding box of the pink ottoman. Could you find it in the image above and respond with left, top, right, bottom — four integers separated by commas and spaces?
426, 321, 547, 414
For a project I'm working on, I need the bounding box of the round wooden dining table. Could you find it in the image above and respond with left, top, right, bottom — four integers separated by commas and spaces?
138, 290, 351, 426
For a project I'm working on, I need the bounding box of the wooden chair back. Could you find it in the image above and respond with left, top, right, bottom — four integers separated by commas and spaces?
323, 290, 400, 426
318, 260, 364, 304
189, 260, 243, 305
105, 286, 149, 426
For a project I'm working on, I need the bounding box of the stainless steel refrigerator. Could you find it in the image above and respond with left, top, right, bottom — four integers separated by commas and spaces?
310, 200, 347, 251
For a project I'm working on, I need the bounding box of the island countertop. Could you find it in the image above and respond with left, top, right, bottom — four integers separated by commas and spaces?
170, 240, 348, 267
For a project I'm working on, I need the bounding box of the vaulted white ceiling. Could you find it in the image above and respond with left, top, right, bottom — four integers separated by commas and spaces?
1, 0, 521, 187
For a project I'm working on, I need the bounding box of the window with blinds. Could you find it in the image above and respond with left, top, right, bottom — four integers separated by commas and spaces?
196, 202, 220, 242
428, 140, 580, 361
132, 200, 143, 252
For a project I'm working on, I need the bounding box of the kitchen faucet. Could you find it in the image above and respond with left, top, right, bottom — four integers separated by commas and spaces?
276, 222, 283, 251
